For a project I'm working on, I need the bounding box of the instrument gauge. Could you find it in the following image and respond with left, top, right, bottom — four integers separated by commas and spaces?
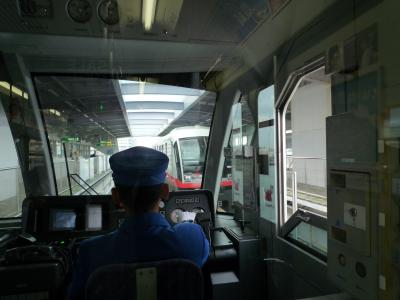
98, 0, 119, 25
67, 0, 92, 23
170, 209, 184, 224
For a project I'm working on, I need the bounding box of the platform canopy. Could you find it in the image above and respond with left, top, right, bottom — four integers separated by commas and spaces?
118, 80, 215, 138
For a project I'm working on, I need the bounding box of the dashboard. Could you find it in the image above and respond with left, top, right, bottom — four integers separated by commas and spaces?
1, 190, 237, 299
22, 195, 121, 242
22, 190, 215, 241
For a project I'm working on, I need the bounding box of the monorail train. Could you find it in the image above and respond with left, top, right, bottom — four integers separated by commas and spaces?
154, 126, 232, 191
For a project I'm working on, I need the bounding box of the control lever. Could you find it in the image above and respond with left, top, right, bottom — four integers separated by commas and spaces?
195, 212, 212, 245
237, 207, 251, 232
263, 257, 293, 268
0, 232, 37, 250
237, 219, 251, 231
5, 245, 57, 264
5, 245, 72, 275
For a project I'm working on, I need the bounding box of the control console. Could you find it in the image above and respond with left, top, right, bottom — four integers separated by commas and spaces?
0, 192, 238, 299
22, 195, 120, 242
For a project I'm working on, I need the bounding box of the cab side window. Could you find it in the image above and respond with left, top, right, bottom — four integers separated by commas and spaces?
174, 142, 182, 181
0, 84, 26, 217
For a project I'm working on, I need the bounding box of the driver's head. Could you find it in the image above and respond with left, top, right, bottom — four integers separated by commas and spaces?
109, 146, 169, 214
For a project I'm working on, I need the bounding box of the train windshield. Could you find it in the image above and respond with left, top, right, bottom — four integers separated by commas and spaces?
33, 75, 216, 196
179, 136, 208, 181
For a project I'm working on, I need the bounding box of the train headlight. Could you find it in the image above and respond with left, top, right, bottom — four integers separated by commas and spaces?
184, 175, 192, 182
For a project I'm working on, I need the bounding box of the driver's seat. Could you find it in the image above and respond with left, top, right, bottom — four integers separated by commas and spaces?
85, 259, 203, 300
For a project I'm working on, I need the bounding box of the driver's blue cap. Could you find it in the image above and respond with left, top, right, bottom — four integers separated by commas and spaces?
109, 146, 169, 187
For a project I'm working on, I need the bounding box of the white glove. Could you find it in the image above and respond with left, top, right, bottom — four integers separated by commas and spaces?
177, 211, 197, 223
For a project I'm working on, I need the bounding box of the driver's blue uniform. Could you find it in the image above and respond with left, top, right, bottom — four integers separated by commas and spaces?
68, 147, 209, 299
68, 212, 209, 300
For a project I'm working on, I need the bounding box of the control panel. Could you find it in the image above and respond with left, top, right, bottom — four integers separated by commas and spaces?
22, 195, 120, 241
329, 171, 371, 256
328, 170, 377, 296
1, 192, 238, 299
326, 112, 378, 300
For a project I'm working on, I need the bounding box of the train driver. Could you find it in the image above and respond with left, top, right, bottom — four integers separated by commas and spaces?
68, 146, 210, 299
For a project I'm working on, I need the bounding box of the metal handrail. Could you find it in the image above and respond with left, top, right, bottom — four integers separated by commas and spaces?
58, 170, 112, 195
70, 173, 99, 195
79, 171, 112, 196
292, 170, 297, 211
286, 168, 298, 212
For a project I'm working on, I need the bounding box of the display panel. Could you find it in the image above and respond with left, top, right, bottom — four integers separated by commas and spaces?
50, 209, 76, 231
86, 204, 103, 231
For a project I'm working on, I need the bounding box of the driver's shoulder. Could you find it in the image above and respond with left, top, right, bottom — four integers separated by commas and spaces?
79, 231, 117, 252
173, 222, 203, 237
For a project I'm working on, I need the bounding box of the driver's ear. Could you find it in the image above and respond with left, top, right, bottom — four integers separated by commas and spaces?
111, 187, 124, 208
160, 183, 169, 199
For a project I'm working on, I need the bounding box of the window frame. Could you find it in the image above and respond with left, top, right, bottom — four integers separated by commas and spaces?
281, 209, 328, 261
173, 141, 183, 181
276, 57, 328, 258
206, 90, 242, 216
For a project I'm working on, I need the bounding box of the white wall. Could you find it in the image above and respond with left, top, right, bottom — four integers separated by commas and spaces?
0, 100, 25, 216
290, 81, 331, 188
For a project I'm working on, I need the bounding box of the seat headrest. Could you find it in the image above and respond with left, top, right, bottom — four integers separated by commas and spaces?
86, 259, 203, 300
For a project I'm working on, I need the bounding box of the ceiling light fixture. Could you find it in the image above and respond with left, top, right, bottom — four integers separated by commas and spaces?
142, 0, 157, 31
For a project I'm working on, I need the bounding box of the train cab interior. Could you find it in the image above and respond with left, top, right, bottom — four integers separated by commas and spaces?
0, 0, 399, 299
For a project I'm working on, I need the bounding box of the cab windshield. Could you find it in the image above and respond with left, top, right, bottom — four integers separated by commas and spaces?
179, 137, 208, 182
32, 75, 216, 196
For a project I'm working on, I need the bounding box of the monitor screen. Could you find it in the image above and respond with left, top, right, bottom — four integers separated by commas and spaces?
50, 209, 76, 231
86, 204, 102, 231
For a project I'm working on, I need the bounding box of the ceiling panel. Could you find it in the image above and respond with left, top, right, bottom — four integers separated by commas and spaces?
34, 75, 131, 143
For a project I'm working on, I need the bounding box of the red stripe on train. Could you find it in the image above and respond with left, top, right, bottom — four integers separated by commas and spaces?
167, 174, 200, 189
220, 180, 232, 187
167, 173, 232, 189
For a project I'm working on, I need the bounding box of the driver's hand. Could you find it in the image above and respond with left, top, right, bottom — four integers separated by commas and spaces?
177, 211, 197, 223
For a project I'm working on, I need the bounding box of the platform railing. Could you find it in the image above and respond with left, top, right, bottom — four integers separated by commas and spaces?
69, 173, 99, 195
285, 156, 327, 219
